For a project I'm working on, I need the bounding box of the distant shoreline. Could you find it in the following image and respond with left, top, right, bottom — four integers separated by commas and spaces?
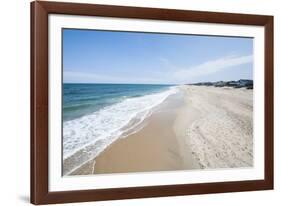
188, 79, 253, 89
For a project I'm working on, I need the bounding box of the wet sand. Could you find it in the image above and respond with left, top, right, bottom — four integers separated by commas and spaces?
71, 90, 199, 175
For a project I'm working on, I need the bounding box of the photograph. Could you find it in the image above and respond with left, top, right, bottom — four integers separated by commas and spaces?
62, 29, 254, 176
30, 1, 274, 204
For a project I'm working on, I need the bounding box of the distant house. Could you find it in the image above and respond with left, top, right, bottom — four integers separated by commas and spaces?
238, 79, 253, 86
204, 82, 213, 86
234, 79, 253, 88
191, 79, 253, 89
214, 81, 226, 87
226, 81, 239, 87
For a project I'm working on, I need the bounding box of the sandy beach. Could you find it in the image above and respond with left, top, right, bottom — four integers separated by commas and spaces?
69, 85, 253, 175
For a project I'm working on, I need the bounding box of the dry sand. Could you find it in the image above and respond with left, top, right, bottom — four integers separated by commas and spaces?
178, 86, 253, 169
70, 85, 253, 175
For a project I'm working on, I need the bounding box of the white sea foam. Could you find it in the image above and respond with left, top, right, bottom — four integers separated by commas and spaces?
63, 86, 179, 174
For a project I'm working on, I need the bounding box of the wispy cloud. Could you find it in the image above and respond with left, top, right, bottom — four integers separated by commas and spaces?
172, 55, 253, 82
64, 54, 253, 84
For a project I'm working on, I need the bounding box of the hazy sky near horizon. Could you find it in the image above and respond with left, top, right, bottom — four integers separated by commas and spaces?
63, 29, 253, 84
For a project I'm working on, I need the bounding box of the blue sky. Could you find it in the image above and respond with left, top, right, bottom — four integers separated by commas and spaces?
63, 29, 253, 84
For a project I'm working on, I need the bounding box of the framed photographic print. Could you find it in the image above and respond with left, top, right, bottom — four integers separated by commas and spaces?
30, 1, 274, 204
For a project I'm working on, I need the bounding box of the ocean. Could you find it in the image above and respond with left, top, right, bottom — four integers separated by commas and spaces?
63, 83, 179, 174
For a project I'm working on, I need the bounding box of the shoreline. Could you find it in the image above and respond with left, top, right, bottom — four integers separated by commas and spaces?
62, 85, 178, 175
70, 89, 197, 175
68, 85, 253, 175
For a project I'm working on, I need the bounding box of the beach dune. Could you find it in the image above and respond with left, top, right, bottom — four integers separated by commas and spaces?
69, 85, 253, 175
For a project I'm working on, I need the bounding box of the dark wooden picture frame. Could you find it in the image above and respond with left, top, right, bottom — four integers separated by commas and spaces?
31, 1, 274, 204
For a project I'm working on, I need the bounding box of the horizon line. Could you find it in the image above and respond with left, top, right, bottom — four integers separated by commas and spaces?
63, 79, 253, 85
63, 82, 178, 85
